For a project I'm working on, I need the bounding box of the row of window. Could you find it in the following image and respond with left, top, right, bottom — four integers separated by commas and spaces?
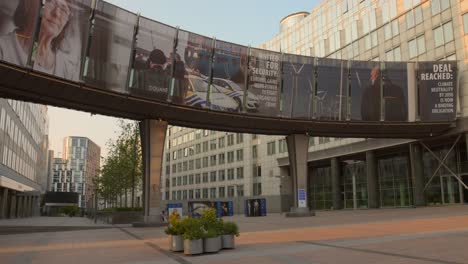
170, 185, 244, 200
169, 129, 244, 149
168, 149, 244, 174
170, 167, 245, 187
170, 134, 244, 161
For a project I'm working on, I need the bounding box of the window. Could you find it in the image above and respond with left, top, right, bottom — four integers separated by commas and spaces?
219, 187, 225, 198
218, 137, 225, 148
464, 14, 468, 35
166, 165, 170, 175
189, 174, 194, 184
278, 139, 287, 153
173, 151, 177, 160
183, 161, 188, 171
165, 153, 170, 162
252, 145, 258, 158
253, 165, 262, 177
202, 188, 208, 199
219, 153, 225, 164
177, 176, 181, 186
183, 175, 187, 185
227, 151, 234, 163
202, 157, 208, 167
195, 144, 201, 154
236, 133, 243, 144
227, 186, 235, 197
195, 189, 201, 199
236, 185, 244, 197
236, 149, 243, 161
195, 158, 201, 169
433, 21, 454, 48
189, 160, 194, 170
183, 190, 187, 200
210, 139, 216, 150
267, 141, 276, 155
227, 168, 235, 180
382, 0, 397, 23
172, 177, 176, 187
202, 141, 208, 152
189, 190, 194, 199
210, 171, 217, 182
236, 167, 244, 179
253, 183, 262, 196
385, 46, 401, 62
210, 155, 217, 166
406, 6, 422, 29
218, 170, 225, 181
431, 0, 450, 16
202, 172, 208, 183
364, 31, 378, 51
177, 191, 181, 200
195, 173, 201, 184
227, 134, 234, 146
172, 191, 176, 200
408, 35, 425, 58
403, 0, 421, 11
210, 188, 216, 198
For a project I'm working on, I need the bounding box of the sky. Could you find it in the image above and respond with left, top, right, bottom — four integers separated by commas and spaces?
48, 0, 321, 158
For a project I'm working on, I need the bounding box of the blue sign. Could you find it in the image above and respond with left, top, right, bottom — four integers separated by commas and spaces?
216, 201, 234, 217
245, 198, 267, 217
298, 189, 306, 208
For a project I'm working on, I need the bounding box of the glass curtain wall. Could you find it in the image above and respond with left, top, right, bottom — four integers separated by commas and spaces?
342, 161, 368, 209
378, 155, 413, 207
308, 167, 333, 210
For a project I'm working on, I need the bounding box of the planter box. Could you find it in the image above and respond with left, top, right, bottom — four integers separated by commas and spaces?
204, 236, 222, 253
184, 239, 203, 255
222, 235, 235, 249
170, 235, 183, 252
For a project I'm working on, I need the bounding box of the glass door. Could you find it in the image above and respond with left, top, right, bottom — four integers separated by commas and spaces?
441, 175, 460, 204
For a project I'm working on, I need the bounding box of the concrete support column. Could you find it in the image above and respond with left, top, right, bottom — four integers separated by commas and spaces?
0, 188, 8, 219
138, 119, 168, 225
15, 195, 22, 218
331, 157, 343, 210
410, 144, 426, 207
366, 151, 380, 209
8, 192, 16, 218
26, 196, 32, 217
285, 134, 314, 217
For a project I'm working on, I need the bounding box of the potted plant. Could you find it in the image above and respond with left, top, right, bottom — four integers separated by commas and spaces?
222, 221, 239, 249
164, 211, 184, 252
181, 217, 204, 255
200, 208, 223, 253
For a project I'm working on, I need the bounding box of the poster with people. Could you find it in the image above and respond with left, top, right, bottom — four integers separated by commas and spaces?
130, 17, 176, 102
211, 40, 249, 113
245, 198, 266, 217
188, 201, 216, 218
31, 0, 91, 82
83, 1, 137, 94
216, 201, 233, 217
171, 30, 212, 108
349, 60, 380, 121
0, 0, 40, 67
419, 61, 457, 122
281, 53, 314, 119
315, 58, 347, 120
166, 203, 183, 218
246, 48, 281, 117
382, 62, 408, 121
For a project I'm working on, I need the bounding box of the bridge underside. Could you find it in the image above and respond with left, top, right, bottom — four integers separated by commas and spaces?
0, 62, 454, 138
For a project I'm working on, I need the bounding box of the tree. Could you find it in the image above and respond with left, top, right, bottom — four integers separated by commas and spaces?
98, 120, 142, 208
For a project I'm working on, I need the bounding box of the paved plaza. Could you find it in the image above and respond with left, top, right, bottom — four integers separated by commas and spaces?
1, 206, 468, 263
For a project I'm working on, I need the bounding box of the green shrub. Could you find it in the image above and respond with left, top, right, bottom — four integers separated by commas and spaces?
59, 205, 80, 216
200, 208, 223, 238
165, 211, 184, 235
223, 221, 239, 237
181, 217, 204, 240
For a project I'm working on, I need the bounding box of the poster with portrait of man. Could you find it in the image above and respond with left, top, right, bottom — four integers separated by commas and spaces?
382, 62, 408, 122
350, 60, 380, 121
83, 1, 137, 94
130, 17, 176, 102
0, 0, 40, 67
32, 0, 92, 82
216, 201, 233, 217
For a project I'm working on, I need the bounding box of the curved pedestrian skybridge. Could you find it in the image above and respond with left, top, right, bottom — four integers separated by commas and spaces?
0, 0, 458, 138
